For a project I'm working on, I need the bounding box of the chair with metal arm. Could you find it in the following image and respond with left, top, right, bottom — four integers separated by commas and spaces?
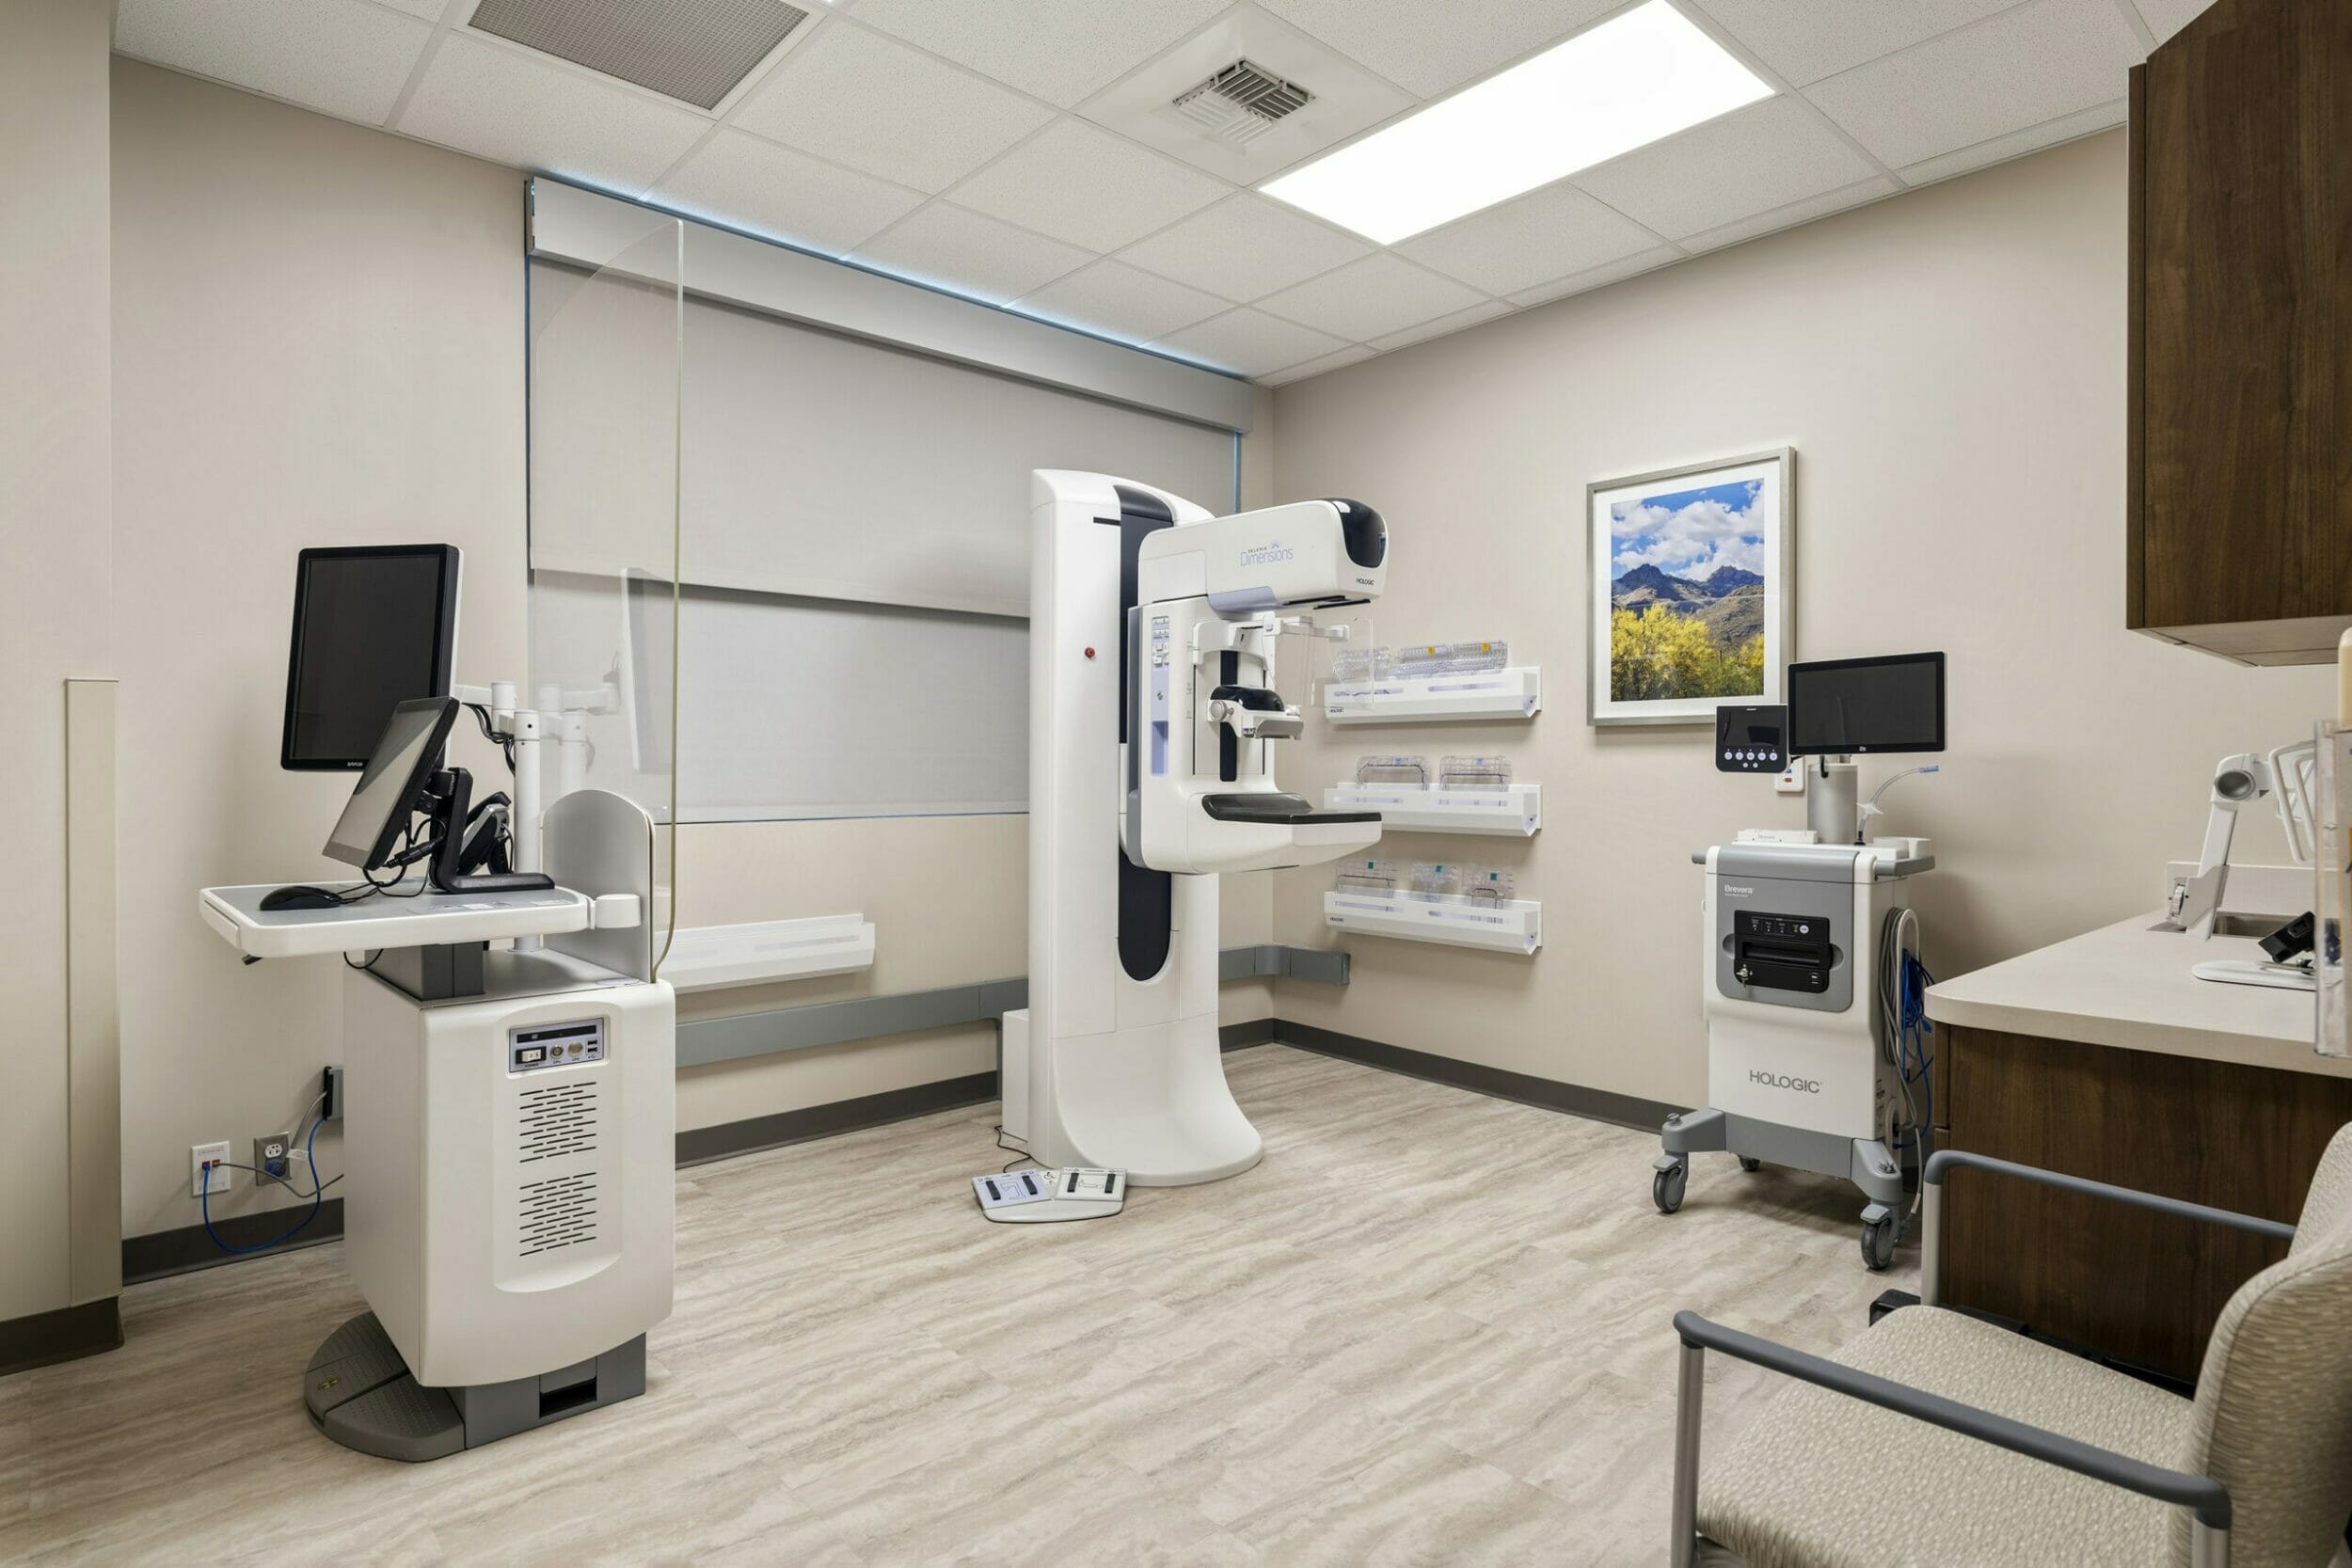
1667, 1123, 2352, 1568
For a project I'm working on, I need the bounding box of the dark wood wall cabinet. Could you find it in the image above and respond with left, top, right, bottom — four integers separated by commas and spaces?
2125, 0, 2352, 665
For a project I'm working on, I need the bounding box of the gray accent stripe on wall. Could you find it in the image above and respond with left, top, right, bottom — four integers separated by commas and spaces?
676, 946, 1341, 1070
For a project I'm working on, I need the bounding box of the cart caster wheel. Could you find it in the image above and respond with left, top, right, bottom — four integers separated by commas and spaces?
1861, 1214, 1897, 1272
1737, 1156, 1761, 1173
1653, 1163, 1687, 1215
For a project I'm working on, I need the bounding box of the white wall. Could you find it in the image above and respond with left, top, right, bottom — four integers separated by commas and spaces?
1265, 132, 2337, 1111
108, 62, 1274, 1236
2, 0, 115, 1323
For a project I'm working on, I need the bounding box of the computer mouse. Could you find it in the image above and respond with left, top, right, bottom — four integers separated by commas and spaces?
259, 884, 345, 911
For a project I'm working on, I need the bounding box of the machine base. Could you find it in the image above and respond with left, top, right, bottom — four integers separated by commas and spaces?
1653, 1108, 1911, 1270
303, 1312, 645, 1462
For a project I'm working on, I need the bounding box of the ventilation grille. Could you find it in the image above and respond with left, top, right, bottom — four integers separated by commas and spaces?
1171, 59, 1312, 145
517, 1173, 600, 1257
517, 1081, 599, 1163
468, 0, 808, 111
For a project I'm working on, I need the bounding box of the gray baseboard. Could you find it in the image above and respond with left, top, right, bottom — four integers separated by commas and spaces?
117, 1018, 1654, 1285
1221, 1018, 1279, 1050
1272, 1022, 1682, 1132
675, 1070, 999, 1167
0, 1296, 122, 1379
123, 1198, 347, 1285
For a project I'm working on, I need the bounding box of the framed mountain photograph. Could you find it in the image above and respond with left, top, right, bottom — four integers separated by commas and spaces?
1587, 450, 1792, 726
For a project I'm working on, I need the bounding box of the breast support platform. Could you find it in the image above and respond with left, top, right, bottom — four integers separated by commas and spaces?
1001, 471, 1389, 1186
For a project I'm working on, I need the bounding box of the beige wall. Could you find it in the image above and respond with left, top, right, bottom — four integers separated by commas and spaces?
1265, 132, 2336, 1111
108, 62, 1273, 1233
2, 0, 115, 1323
111, 61, 530, 1237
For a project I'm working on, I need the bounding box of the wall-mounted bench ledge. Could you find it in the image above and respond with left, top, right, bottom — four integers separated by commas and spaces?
661, 914, 875, 992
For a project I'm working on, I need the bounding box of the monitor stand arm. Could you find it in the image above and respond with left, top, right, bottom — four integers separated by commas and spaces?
423, 767, 554, 895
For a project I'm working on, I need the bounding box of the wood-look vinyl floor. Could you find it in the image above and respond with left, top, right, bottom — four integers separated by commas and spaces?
0, 1044, 1912, 1566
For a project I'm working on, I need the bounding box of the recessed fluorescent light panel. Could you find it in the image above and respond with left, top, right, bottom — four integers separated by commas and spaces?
1260, 0, 1772, 244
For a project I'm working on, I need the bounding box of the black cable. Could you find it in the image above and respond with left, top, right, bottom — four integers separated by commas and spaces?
342, 949, 383, 972
208, 1158, 344, 1201
466, 703, 516, 774
993, 1124, 1040, 1173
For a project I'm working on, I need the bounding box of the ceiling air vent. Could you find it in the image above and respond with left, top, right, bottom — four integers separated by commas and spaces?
1170, 59, 1313, 146
468, 0, 809, 111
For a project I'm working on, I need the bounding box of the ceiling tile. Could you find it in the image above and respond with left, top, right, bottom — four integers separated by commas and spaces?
114, 0, 432, 124
1011, 259, 1232, 343
1897, 98, 2126, 186
848, 202, 1093, 305
1117, 195, 1371, 304
2132, 0, 2217, 47
1685, 0, 2019, 87
731, 23, 1053, 194
1151, 309, 1351, 379
1259, 0, 1619, 98
651, 129, 926, 253
850, 0, 1228, 108
374, 0, 447, 18
1804, 0, 2140, 170
398, 34, 711, 193
946, 118, 1230, 253
1261, 345, 1378, 386
1506, 245, 1682, 308
1679, 176, 1899, 253
1395, 182, 1661, 298
1571, 96, 1883, 241
1259, 254, 1489, 342
1367, 299, 1516, 353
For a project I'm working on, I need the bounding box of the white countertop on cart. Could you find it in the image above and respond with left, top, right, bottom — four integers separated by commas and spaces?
199, 881, 612, 959
1924, 911, 2348, 1078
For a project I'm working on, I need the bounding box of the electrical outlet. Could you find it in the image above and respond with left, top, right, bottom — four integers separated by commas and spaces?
191, 1141, 231, 1198
253, 1132, 295, 1188
323, 1064, 344, 1121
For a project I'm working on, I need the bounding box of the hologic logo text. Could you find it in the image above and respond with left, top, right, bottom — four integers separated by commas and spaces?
1750, 1069, 1821, 1094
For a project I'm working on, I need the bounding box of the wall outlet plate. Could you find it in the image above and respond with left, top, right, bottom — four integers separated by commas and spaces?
253, 1132, 295, 1188
191, 1141, 231, 1198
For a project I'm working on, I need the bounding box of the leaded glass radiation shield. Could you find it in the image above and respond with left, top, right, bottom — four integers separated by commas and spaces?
526, 201, 683, 973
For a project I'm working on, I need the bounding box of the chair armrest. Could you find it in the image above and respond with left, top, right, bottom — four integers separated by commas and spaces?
1922, 1150, 2296, 1242
1671, 1310, 2232, 1531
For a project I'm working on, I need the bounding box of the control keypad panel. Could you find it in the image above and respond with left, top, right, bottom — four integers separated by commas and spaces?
510, 1019, 605, 1073
1716, 704, 1788, 773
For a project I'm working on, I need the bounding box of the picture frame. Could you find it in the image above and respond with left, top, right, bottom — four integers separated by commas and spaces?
1586, 448, 1794, 727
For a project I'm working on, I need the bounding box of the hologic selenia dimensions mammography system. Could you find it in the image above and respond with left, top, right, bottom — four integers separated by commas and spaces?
994, 471, 1389, 1198
200, 546, 675, 1460
1654, 652, 1944, 1271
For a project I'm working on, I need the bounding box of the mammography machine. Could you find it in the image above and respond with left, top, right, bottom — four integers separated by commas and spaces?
200, 548, 675, 1460
1657, 653, 1944, 1271
994, 471, 1386, 1196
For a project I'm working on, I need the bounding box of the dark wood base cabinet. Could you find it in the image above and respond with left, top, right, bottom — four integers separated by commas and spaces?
1938, 1025, 2352, 1383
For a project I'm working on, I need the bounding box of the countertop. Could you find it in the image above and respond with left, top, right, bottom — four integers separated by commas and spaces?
1925, 912, 2351, 1078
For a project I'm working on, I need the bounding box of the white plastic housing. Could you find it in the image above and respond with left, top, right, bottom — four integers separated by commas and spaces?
344, 971, 675, 1388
